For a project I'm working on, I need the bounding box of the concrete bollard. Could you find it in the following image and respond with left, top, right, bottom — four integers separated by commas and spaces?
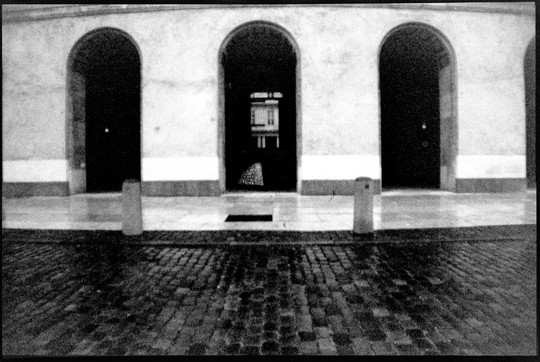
353, 177, 374, 235
122, 179, 143, 236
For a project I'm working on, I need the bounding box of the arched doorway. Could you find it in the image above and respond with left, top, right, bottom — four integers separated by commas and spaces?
524, 39, 535, 188
67, 28, 141, 193
379, 23, 456, 190
220, 22, 298, 192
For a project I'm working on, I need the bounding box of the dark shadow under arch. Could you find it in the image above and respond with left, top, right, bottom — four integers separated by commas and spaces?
218, 21, 300, 192
379, 22, 457, 191
525, 38, 535, 188
67, 27, 141, 193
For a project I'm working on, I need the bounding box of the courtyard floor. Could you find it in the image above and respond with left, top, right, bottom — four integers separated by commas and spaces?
2, 225, 537, 356
2, 189, 537, 231
1, 190, 537, 356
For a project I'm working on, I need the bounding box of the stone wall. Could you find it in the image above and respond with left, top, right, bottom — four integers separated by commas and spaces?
2, 4, 535, 195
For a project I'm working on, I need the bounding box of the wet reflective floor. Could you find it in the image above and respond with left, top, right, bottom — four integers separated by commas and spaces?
3, 190, 536, 231
2, 226, 536, 356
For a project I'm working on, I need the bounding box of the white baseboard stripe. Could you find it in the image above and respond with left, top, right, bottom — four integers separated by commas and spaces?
142, 156, 219, 181
3, 159, 68, 182
302, 155, 380, 180
3, 155, 524, 184
456, 155, 526, 178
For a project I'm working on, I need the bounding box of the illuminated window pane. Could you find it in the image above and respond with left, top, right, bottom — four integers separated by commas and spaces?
268, 109, 274, 125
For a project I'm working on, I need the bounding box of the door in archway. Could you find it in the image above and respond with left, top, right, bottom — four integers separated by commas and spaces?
71, 30, 141, 192
525, 40, 535, 188
380, 26, 449, 189
222, 25, 297, 191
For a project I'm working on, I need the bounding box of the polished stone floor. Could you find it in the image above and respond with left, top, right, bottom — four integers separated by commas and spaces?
2, 226, 536, 356
2, 190, 536, 231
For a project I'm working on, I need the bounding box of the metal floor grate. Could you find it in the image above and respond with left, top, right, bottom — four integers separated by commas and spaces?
225, 214, 273, 222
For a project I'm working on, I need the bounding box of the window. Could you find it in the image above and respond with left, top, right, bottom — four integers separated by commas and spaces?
268, 109, 274, 125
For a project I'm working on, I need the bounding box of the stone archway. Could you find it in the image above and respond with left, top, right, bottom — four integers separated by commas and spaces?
219, 22, 300, 192
379, 23, 457, 191
67, 28, 141, 193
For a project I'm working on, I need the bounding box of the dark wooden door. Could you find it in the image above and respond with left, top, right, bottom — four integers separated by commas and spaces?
85, 76, 140, 192
381, 58, 440, 189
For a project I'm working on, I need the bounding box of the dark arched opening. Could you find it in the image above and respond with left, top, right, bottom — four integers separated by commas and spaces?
67, 28, 141, 193
379, 24, 456, 190
525, 39, 535, 188
221, 23, 298, 192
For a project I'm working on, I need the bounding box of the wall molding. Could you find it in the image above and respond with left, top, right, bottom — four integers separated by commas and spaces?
2, 178, 527, 196
142, 180, 220, 196
3, 3, 535, 23
2, 182, 69, 197
301, 179, 382, 195
455, 178, 526, 193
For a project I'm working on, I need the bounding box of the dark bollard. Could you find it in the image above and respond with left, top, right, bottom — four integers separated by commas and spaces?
353, 177, 374, 235
122, 179, 143, 235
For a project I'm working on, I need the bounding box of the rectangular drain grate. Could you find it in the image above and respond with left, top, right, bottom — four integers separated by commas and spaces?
225, 214, 273, 222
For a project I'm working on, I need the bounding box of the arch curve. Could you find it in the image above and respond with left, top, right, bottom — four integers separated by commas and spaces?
378, 21, 456, 65
523, 35, 535, 64
67, 27, 143, 74
66, 27, 142, 194
218, 20, 301, 63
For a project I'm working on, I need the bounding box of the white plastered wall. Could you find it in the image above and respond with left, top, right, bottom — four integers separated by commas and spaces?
2, 6, 535, 189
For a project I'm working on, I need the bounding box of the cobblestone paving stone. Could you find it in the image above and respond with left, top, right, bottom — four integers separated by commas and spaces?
2, 224, 535, 245
2, 225, 536, 356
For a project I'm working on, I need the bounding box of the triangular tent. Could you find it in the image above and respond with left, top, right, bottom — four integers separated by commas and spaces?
238, 162, 264, 186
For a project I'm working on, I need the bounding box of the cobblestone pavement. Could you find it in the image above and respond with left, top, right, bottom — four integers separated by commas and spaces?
2, 226, 537, 356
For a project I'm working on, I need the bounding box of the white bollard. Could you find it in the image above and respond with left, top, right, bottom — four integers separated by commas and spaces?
122, 179, 143, 236
353, 177, 374, 235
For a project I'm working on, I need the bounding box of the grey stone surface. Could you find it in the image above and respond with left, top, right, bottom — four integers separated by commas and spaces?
1, 226, 536, 355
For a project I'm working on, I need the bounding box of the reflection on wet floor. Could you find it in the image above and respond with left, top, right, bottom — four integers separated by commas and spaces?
2, 232, 536, 355
2, 190, 536, 231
